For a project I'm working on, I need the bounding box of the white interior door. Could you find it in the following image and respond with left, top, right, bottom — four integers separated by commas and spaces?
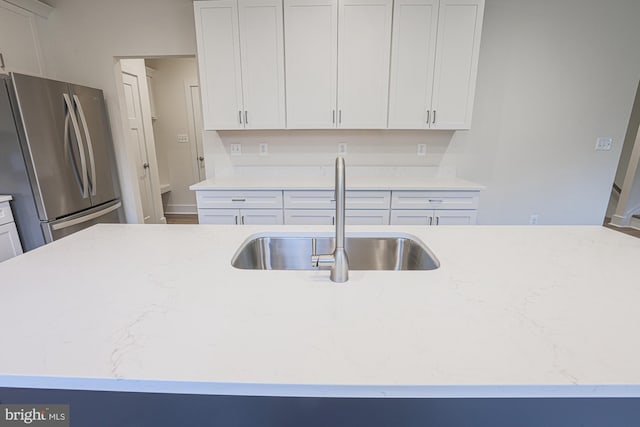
122, 72, 155, 224
186, 82, 206, 182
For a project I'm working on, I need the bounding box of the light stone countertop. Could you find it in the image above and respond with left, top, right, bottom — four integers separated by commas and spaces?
0, 224, 639, 398
0, 195, 12, 203
189, 176, 484, 191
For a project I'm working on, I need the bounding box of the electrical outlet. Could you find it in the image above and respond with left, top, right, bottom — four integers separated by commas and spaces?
230, 143, 242, 156
259, 143, 268, 156
417, 144, 427, 156
595, 137, 613, 151
338, 142, 348, 155
529, 214, 540, 225
177, 134, 189, 143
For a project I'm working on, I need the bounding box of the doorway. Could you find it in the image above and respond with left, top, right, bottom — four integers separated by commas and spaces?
144, 57, 204, 223
116, 56, 204, 225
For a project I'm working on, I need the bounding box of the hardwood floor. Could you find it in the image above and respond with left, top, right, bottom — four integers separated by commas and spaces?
165, 214, 199, 224
604, 217, 640, 238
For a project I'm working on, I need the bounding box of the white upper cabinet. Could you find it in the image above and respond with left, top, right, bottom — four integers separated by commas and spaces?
194, 0, 285, 130
337, 0, 393, 128
284, 0, 393, 129
0, 0, 45, 76
388, 0, 484, 129
284, 0, 338, 129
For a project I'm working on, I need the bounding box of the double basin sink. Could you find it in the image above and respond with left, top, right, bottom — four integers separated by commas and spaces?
232, 233, 440, 271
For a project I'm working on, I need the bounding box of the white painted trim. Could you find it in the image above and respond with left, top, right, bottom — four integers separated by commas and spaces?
165, 204, 198, 215
3, 0, 52, 18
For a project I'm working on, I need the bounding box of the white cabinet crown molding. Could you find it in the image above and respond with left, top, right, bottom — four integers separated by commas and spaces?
3, 0, 52, 18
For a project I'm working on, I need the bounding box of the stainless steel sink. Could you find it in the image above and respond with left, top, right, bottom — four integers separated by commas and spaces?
231, 233, 440, 271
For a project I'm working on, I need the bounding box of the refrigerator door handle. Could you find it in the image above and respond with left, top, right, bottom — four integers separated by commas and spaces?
63, 93, 88, 198
64, 109, 85, 195
73, 94, 97, 197
51, 201, 121, 231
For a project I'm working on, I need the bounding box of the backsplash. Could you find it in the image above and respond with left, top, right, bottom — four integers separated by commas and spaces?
203, 129, 460, 178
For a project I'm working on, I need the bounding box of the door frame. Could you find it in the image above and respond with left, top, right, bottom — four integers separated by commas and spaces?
114, 58, 165, 224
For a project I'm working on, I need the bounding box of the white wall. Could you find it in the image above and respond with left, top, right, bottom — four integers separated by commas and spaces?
37, 0, 640, 225
37, 0, 196, 223
146, 57, 200, 214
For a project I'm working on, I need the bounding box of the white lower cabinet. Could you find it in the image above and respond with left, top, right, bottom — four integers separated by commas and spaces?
194, 189, 479, 226
198, 208, 283, 225
390, 209, 476, 226
0, 200, 23, 262
284, 209, 390, 225
283, 190, 391, 225
195, 190, 284, 224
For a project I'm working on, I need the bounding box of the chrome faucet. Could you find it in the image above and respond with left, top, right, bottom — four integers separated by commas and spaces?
311, 156, 349, 282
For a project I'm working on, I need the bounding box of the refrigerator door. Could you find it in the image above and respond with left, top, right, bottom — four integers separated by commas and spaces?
11, 73, 92, 220
42, 199, 123, 242
70, 84, 120, 207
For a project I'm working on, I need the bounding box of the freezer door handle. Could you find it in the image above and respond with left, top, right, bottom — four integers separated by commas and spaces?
63, 93, 88, 198
64, 109, 85, 196
73, 94, 97, 196
51, 201, 121, 231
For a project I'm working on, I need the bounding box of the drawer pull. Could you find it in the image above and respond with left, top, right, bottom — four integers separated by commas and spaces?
231, 198, 246, 202
428, 199, 443, 203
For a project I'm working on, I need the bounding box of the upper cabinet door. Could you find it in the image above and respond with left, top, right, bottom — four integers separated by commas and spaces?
337, 0, 393, 129
284, 0, 338, 129
238, 0, 286, 129
387, 0, 439, 129
0, 1, 45, 76
431, 0, 484, 130
194, 0, 244, 130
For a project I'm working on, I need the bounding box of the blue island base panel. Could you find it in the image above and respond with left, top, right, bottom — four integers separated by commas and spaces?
1, 388, 639, 427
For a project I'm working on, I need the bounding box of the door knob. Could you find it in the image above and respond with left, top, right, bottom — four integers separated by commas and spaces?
198, 156, 204, 161
143, 162, 149, 169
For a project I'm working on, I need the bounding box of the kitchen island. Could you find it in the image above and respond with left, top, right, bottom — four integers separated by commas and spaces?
1, 224, 639, 425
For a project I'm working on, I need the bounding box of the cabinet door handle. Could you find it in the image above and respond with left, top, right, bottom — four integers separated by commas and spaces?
235, 215, 239, 224
332, 216, 335, 225
428, 199, 443, 203
332, 110, 335, 124
244, 110, 248, 125
339, 110, 342, 125
231, 198, 246, 202
0, 53, 5, 70
238, 110, 243, 124
241, 215, 245, 224
436, 216, 440, 225
429, 216, 433, 226
426, 110, 430, 125
432, 110, 436, 124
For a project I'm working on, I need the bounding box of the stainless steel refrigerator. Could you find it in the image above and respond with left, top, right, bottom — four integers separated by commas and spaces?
0, 72, 123, 251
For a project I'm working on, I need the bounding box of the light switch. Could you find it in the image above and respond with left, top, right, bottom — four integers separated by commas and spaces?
177, 134, 189, 143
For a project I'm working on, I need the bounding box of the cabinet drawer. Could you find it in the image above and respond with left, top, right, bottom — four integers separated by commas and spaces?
391, 191, 479, 210
196, 190, 283, 209
0, 201, 15, 227
284, 190, 391, 209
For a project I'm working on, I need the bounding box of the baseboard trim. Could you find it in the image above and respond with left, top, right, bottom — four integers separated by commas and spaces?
164, 204, 197, 215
